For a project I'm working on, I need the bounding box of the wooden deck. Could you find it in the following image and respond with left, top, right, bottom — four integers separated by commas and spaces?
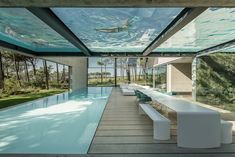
88, 87, 235, 157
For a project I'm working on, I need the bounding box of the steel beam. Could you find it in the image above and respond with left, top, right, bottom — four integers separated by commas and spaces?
27, 8, 91, 56
143, 7, 207, 56
196, 39, 235, 57
1, 0, 235, 7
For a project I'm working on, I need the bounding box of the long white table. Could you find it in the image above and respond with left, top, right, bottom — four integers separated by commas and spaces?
137, 88, 221, 148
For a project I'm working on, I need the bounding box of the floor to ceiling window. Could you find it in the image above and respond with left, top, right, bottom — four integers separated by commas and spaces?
88, 58, 115, 86
196, 52, 235, 113
146, 68, 153, 87
116, 58, 146, 85
154, 65, 167, 92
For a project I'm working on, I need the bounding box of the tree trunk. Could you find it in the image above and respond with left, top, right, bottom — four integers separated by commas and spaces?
134, 66, 137, 81
138, 67, 141, 80
101, 65, 103, 83
121, 62, 124, 80
0, 52, 4, 89
56, 63, 59, 84
43, 60, 49, 90
127, 65, 130, 83
24, 60, 30, 83
104, 65, 107, 82
32, 64, 36, 76
13, 54, 21, 86
61, 65, 65, 82
6, 66, 9, 78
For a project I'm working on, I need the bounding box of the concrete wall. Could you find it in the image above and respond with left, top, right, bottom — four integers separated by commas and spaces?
153, 57, 181, 66
42, 57, 88, 91
167, 63, 192, 93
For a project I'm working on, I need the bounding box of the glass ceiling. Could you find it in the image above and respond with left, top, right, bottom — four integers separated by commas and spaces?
154, 8, 235, 52
52, 8, 183, 52
0, 7, 234, 55
0, 8, 80, 52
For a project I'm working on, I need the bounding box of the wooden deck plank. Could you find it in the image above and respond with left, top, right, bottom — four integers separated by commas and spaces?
95, 129, 153, 136
98, 125, 153, 130
89, 143, 235, 154
88, 87, 235, 156
93, 136, 177, 144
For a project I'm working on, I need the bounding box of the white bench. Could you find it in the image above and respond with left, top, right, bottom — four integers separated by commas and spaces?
139, 103, 170, 140
221, 120, 233, 144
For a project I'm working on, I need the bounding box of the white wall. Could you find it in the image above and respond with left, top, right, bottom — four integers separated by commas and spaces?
167, 63, 192, 93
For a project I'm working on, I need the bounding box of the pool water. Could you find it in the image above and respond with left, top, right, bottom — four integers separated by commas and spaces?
0, 87, 112, 154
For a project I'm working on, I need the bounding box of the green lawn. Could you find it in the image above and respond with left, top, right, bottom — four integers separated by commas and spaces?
0, 89, 67, 109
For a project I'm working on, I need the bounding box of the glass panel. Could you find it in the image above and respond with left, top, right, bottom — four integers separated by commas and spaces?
154, 65, 167, 92
0, 8, 80, 52
116, 58, 146, 85
154, 8, 235, 52
52, 8, 183, 52
88, 58, 115, 86
146, 68, 153, 87
196, 51, 235, 113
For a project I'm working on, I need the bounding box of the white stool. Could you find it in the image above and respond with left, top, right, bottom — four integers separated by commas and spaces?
221, 120, 233, 144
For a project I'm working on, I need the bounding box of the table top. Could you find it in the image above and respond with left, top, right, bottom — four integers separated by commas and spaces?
137, 89, 219, 115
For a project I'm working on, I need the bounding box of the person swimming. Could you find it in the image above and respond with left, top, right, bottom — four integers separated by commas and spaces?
95, 16, 140, 34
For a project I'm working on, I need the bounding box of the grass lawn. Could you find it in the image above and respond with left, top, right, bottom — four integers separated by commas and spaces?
0, 89, 67, 109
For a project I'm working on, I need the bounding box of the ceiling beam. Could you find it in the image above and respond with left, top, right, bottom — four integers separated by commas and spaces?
1, 0, 235, 7
27, 8, 91, 56
0, 39, 36, 57
143, 7, 207, 56
88, 52, 196, 57
196, 39, 235, 57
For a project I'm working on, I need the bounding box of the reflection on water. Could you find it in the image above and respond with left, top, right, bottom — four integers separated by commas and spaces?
0, 87, 112, 154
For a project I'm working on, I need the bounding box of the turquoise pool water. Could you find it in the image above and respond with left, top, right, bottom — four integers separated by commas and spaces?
0, 87, 112, 154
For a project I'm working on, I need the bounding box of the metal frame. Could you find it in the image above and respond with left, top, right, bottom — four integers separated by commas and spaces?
27, 8, 91, 56
0, 39, 36, 56
196, 39, 235, 57
114, 58, 117, 86
0, 39, 197, 57
142, 7, 207, 56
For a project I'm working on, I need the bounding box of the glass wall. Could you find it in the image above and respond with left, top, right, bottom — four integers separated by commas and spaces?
154, 65, 167, 92
116, 58, 146, 85
196, 52, 235, 112
88, 58, 115, 86
146, 68, 153, 87
0, 48, 69, 107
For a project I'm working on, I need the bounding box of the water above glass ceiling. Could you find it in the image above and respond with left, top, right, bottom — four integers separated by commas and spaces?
154, 8, 235, 53
0, 8, 80, 52
52, 8, 183, 52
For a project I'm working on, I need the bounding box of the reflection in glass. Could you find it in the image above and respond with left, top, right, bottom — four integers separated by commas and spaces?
52, 8, 183, 52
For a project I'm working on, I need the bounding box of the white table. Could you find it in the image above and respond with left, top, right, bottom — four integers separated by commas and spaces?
137, 89, 221, 148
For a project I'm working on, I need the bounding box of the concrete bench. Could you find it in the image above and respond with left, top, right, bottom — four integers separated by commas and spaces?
139, 103, 170, 140
121, 88, 135, 96
221, 120, 233, 144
